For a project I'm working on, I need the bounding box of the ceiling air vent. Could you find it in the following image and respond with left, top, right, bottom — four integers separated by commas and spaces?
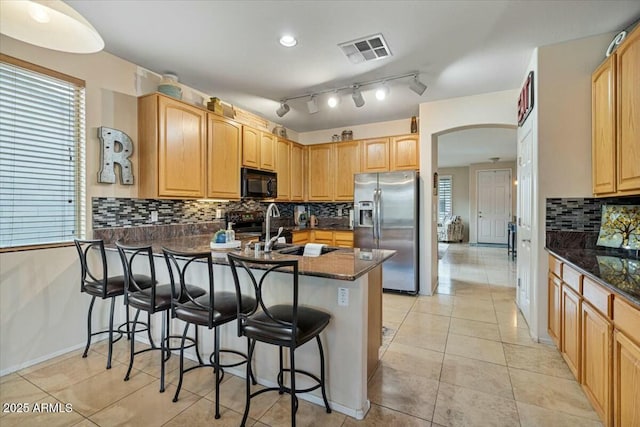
339, 34, 392, 64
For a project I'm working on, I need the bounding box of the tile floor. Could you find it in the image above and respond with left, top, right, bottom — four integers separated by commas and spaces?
0, 244, 602, 426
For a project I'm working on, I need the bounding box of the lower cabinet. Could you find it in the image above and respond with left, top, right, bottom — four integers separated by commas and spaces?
291, 230, 354, 248
311, 230, 334, 245
334, 231, 354, 248
292, 230, 308, 245
613, 330, 640, 427
561, 284, 582, 381
548, 273, 562, 347
582, 301, 612, 425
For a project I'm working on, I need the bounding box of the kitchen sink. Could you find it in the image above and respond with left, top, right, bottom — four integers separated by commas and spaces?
277, 246, 338, 256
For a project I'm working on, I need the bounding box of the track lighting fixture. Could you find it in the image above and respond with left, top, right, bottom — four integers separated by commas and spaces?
409, 75, 427, 95
352, 85, 365, 107
307, 95, 319, 114
375, 82, 389, 101
276, 101, 290, 117
327, 92, 340, 108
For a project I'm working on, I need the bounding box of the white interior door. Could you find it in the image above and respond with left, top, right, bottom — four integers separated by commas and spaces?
477, 169, 511, 244
516, 122, 533, 322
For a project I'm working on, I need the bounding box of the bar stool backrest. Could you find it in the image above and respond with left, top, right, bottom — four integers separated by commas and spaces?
162, 248, 216, 327
115, 242, 158, 310
227, 254, 299, 345
74, 239, 108, 298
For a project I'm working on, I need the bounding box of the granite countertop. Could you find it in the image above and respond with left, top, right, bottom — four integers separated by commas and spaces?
111, 234, 394, 281
291, 226, 354, 232
546, 246, 640, 308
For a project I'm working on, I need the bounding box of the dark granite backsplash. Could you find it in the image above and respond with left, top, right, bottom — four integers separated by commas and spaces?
546, 196, 640, 232
93, 221, 225, 245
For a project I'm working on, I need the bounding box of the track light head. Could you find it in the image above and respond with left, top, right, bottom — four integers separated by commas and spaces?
409, 75, 427, 96
276, 101, 290, 117
306, 95, 319, 114
352, 85, 365, 108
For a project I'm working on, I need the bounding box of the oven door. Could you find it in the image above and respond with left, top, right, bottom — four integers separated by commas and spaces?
242, 168, 277, 198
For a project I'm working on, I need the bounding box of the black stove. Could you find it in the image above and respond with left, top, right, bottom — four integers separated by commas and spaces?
226, 210, 293, 243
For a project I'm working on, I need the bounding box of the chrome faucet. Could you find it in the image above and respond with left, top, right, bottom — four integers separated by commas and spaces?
264, 203, 280, 252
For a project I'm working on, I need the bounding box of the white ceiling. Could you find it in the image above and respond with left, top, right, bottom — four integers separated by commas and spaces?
438, 127, 517, 168
66, 1, 639, 133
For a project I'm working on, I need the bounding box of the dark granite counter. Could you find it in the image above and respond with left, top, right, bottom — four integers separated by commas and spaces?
546, 247, 640, 308
111, 234, 394, 281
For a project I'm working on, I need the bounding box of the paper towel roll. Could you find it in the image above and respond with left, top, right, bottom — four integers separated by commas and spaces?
303, 243, 326, 257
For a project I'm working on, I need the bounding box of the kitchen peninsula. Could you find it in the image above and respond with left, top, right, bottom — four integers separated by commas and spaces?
104, 233, 394, 420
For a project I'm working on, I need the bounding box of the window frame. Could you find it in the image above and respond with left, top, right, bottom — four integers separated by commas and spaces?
438, 174, 453, 223
0, 54, 86, 253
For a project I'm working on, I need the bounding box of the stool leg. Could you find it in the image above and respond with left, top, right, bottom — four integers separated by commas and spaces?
125, 304, 131, 340
241, 338, 253, 427
164, 311, 171, 361
194, 326, 204, 365
278, 346, 285, 394
172, 323, 189, 403
290, 346, 296, 427
124, 309, 141, 381
316, 336, 331, 413
107, 297, 116, 369
82, 296, 96, 358
160, 310, 167, 393
249, 340, 257, 385
146, 312, 155, 348
214, 326, 221, 419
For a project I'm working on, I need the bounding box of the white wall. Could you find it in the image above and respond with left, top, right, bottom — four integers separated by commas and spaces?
299, 118, 414, 144
468, 161, 517, 244
437, 167, 470, 242
419, 90, 520, 294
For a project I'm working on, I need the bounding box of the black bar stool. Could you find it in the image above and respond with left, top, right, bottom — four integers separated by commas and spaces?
74, 239, 153, 369
163, 248, 256, 419
227, 253, 332, 427
116, 242, 206, 392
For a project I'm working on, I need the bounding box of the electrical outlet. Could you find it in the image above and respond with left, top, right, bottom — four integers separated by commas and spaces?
337, 208, 342, 216
150, 211, 158, 222
338, 287, 349, 306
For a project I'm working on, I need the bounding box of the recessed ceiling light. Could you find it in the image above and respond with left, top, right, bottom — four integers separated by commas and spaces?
279, 35, 297, 47
327, 92, 340, 108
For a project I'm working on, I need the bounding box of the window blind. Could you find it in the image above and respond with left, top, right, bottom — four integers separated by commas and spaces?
438, 175, 452, 223
0, 58, 85, 249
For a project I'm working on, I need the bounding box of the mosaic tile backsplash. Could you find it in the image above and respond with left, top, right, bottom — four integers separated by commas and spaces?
92, 197, 353, 229
546, 197, 640, 232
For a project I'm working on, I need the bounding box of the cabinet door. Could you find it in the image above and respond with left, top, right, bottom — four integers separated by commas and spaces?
242, 126, 260, 168
158, 96, 206, 198
335, 141, 360, 201
548, 273, 562, 347
582, 302, 612, 426
207, 115, 241, 199
290, 143, 304, 201
361, 138, 389, 172
561, 284, 582, 381
260, 132, 276, 171
616, 27, 640, 194
592, 57, 617, 196
334, 231, 354, 248
292, 230, 309, 245
275, 138, 290, 200
613, 330, 640, 427
390, 134, 419, 170
308, 144, 334, 201
312, 230, 334, 245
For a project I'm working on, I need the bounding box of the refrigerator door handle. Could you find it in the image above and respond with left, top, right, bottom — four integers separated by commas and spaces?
376, 188, 382, 241
372, 189, 379, 241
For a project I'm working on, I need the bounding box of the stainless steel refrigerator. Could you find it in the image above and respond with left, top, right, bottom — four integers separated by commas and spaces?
354, 171, 419, 294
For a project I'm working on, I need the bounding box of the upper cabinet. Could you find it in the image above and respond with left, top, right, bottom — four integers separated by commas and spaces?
308, 144, 334, 201
290, 143, 305, 201
592, 26, 640, 196
361, 138, 390, 172
334, 141, 360, 201
207, 115, 241, 199
260, 132, 276, 171
390, 134, 420, 170
275, 138, 291, 201
242, 126, 275, 171
138, 93, 207, 199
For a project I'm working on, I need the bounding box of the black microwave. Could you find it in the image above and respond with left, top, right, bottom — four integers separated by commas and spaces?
241, 167, 277, 199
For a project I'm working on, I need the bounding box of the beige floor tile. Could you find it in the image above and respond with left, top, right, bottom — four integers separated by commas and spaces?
448, 318, 501, 341
393, 325, 448, 353
258, 395, 345, 427
343, 403, 431, 426
89, 380, 199, 426
14, 350, 77, 376
451, 305, 497, 323
0, 375, 48, 404
516, 402, 603, 427
50, 364, 156, 416
382, 293, 417, 311
167, 361, 231, 397
496, 310, 528, 329
412, 298, 454, 316
380, 342, 443, 380
498, 325, 537, 347
440, 354, 513, 399
368, 365, 439, 421
492, 299, 518, 313
90, 338, 142, 366
383, 306, 410, 324
401, 311, 451, 332
433, 382, 519, 427
71, 419, 99, 426
0, 396, 84, 427
22, 351, 121, 393
503, 343, 574, 379
509, 368, 600, 420
213, 375, 282, 421
445, 334, 506, 365
452, 295, 495, 310
453, 287, 494, 300
163, 396, 257, 426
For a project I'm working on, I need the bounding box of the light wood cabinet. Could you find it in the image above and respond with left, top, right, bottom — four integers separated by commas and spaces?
308, 144, 334, 201
334, 141, 360, 201
390, 134, 420, 170
290, 143, 305, 201
275, 138, 290, 201
582, 301, 613, 426
592, 26, 640, 196
548, 273, 562, 347
260, 132, 276, 171
311, 230, 334, 245
242, 126, 260, 169
613, 330, 640, 427
361, 138, 390, 172
138, 93, 207, 199
561, 284, 582, 381
334, 231, 354, 248
292, 230, 309, 245
207, 115, 241, 199
293, 230, 353, 247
